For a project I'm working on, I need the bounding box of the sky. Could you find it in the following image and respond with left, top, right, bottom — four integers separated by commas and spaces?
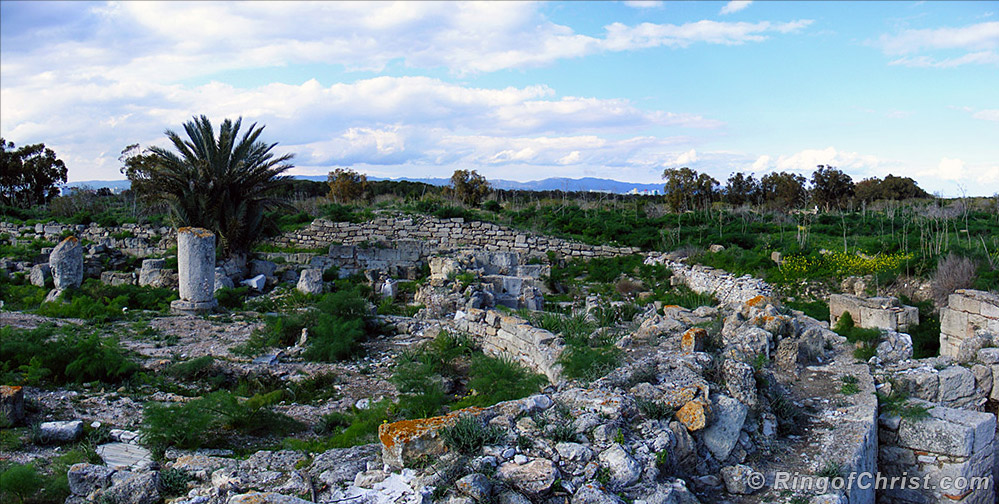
1, 1, 997, 196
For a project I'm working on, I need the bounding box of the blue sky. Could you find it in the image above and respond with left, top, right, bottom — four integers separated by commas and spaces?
1, 1, 997, 196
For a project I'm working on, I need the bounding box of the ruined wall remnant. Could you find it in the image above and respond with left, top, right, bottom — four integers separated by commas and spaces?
453, 308, 564, 383
879, 401, 995, 504
829, 294, 919, 332
273, 215, 639, 259
643, 253, 773, 304
940, 289, 999, 361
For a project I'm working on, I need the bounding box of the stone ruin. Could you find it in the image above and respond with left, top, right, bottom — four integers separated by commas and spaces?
829, 293, 919, 332
169, 227, 218, 314
940, 289, 999, 361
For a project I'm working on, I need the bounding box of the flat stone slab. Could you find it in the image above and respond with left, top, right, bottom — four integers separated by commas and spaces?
97, 442, 154, 470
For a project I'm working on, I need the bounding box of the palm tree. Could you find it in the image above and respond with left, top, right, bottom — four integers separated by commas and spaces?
143, 115, 293, 257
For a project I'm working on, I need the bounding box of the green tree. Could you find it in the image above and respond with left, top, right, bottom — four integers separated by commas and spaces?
662, 167, 718, 212
854, 174, 931, 202
447, 169, 490, 206
724, 172, 761, 206
134, 116, 294, 257
326, 168, 368, 203
0, 138, 68, 208
810, 165, 854, 211
760, 171, 809, 211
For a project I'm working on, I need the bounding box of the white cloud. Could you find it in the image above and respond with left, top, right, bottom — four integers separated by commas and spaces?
878, 21, 999, 67
667, 149, 699, 166
932, 157, 967, 181
752, 147, 884, 176
603, 20, 812, 50
623, 1, 663, 9
973, 109, 999, 121
720, 1, 753, 15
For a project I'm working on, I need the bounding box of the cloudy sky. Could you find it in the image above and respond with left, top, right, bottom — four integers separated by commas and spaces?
1, 1, 997, 196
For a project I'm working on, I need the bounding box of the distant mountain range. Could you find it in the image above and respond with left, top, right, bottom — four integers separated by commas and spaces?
67, 176, 664, 194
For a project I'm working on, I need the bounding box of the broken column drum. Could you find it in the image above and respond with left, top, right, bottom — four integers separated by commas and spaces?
170, 227, 218, 314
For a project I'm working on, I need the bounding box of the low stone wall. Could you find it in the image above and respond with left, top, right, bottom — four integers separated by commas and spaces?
452, 308, 564, 383
878, 402, 995, 504
272, 215, 639, 259
940, 290, 999, 361
643, 253, 773, 305
829, 294, 919, 332
1, 221, 174, 258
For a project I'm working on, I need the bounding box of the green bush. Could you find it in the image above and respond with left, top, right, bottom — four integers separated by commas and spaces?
0, 325, 138, 386
0, 463, 41, 503
0, 277, 48, 311
34, 278, 176, 322
454, 355, 547, 408
158, 468, 194, 497
142, 390, 302, 452
284, 399, 391, 452
441, 416, 503, 455
558, 344, 621, 382
215, 286, 249, 310
785, 299, 830, 322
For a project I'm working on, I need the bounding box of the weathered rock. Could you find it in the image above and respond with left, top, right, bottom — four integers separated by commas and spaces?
720, 464, 757, 494
310, 444, 379, 487
572, 483, 625, 503
0, 385, 25, 426
250, 259, 277, 278
104, 470, 160, 504
97, 443, 155, 471
722, 359, 757, 408
897, 403, 995, 457
40, 419, 83, 443
297, 268, 323, 295
876, 331, 913, 364
496, 458, 559, 495
241, 274, 266, 292
50, 236, 84, 289
228, 493, 313, 504
676, 399, 710, 431
67, 463, 113, 496
29, 263, 51, 287
703, 394, 748, 462
681, 327, 706, 354
597, 444, 642, 488
214, 267, 235, 292
138, 258, 168, 288
379, 410, 482, 469
455, 472, 492, 500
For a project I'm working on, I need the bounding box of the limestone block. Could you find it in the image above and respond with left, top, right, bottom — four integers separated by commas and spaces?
681, 327, 706, 354
29, 263, 51, 287
897, 403, 994, 457
40, 420, 83, 443
0, 385, 25, 425
938, 366, 975, 403
950, 292, 982, 314
860, 306, 897, 331
702, 394, 748, 462
496, 458, 559, 496
49, 236, 83, 289
941, 308, 970, 339
378, 409, 482, 469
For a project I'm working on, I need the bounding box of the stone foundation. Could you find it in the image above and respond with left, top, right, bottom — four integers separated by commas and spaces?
940, 290, 999, 361
453, 308, 564, 382
829, 294, 919, 332
643, 253, 774, 304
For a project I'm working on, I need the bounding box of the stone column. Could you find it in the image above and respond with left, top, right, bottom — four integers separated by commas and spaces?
170, 227, 218, 314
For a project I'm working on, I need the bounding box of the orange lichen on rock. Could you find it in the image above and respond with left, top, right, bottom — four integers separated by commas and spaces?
681, 328, 706, 354
177, 226, 214, 238
746, 295, 771, 308
378, 407, 484, 468
676, 399, 711, 431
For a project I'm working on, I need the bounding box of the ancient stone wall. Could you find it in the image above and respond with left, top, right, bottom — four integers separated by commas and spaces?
272, 215, 639, 259
0, 221, 174, 258
829, 294, 919, 332
878, 402, 995, 504
452, 308, 564, 383
643, 253, 774, 304
940, 289, 999, 361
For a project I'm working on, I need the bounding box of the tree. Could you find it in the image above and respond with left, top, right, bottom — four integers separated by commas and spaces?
133, 116, 294, 257
0, 138, 68, 208
854, 174, 931, 203
810, 165, 854, 211
326, 168, 368, 203
724, 172, 761, 207
662, 167, 718, 212
760, 171, 809, 211
119, 144, 159, 198
447, 169, 490, 206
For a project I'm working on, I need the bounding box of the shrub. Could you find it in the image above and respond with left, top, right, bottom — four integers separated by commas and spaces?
284, 399, 390, 451
558, 344, 620, 383
0, 463, 41, 503
0, 325, 138, 386
636, 398, 675, 420
142, 390, 302, 453
454, 355, 547, 408
35, 279, 176, 322
785, 300, 830, 322
932, 253, 977, 305
441, 416, 503, 455
215, 286, 249, 310
158, 468, 194, 497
